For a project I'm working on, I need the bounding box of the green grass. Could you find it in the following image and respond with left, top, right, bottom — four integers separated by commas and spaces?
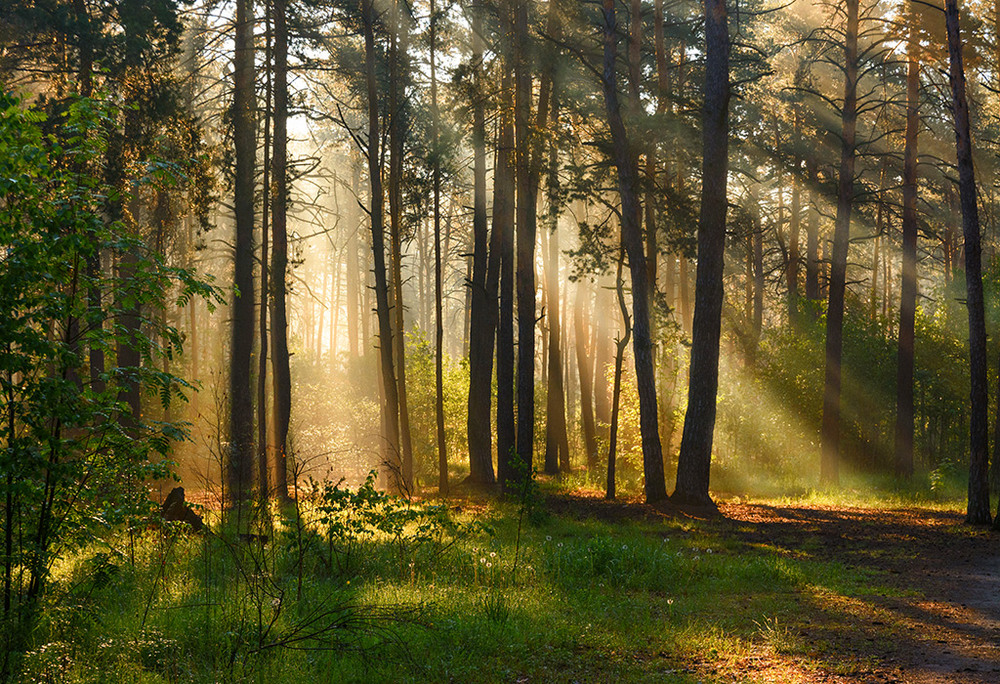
7, 490, 953, 684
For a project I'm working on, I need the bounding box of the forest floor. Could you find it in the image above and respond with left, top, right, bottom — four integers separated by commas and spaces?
546, 491, 1000, 683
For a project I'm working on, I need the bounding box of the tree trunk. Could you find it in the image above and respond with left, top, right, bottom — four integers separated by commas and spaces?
820, 0, 859, 487
228, 0, 256, 514
258, 6, 272, 502
672, 0, 730, 507
496, 43, 517, 489
388, 2, 414, 493
894, 11, 919, 480
429, 0, 448, 495
514, 0, 536, 478
363, 0, 402, 490
575, 284, 599, 470
943, 0, 990, 525
607, 253, 632, 500
805, 156, 820, 301
466, 5, 498, 487
601, 0, 667, 503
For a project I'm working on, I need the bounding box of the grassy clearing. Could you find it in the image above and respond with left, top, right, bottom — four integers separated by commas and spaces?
8, 478, 958, 684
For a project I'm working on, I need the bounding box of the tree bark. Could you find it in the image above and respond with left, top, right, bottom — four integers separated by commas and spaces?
672, 0, 730, 507
894, 11, 919, 480
388, 1, 414, 492
601, 0, 667, 503
466, 5, 498, 487
228, 0, 256, 514
270, 0, 291, 502
574, 284, 599, 470
943, 0, 990, 525
362, 0, 402, 490
820, 0, 859, 487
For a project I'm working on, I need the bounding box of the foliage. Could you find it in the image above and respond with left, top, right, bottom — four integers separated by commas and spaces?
0, 93, 216, 666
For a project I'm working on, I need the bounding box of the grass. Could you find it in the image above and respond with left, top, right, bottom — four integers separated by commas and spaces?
7, 481, 967, 684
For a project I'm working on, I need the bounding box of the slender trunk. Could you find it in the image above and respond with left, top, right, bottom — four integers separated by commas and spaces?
430, 0, 448, 495
496, 64, 517, 490
805, 156, 820, 300
514, 0, 537, 478
575, 285, 599, 470
673, 0, 730, 507
943, 0, 990, 524
258, 7, 272, 501
788, 111, 801, 321
389, 3, 414, 492
601, 0, 667, 503
363, 0, 402, 489
347, 166, 361, 357
607, 253, 632, 500
820, 0, 859, 487
229, 0, 256, 513
894, 15, 919, 479
270, 0, 291, 502
466, 5, 497, 487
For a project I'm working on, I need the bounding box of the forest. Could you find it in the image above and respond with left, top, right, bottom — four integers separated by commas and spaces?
3, 0, 1000, 680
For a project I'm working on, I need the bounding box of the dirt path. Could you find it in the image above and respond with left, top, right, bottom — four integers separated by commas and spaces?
719, 503, 1000, 683
545, 494, 1000, 683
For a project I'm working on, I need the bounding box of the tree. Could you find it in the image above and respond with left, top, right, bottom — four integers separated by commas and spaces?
893, 1, 920, 479
820, 0, 859, 487
942, 0, 990, 525
672, 0, 730, 507
600, 0, 667, 504
270, 0, 292, 502
229, 0, 257, 513
362, 0, 403, 490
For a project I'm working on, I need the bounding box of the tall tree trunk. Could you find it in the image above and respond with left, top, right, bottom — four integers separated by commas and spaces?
943, 0, 990, 524
601, 0, 667, 503
270, 0, 291, 502
363, 0, 402, 490
258, 6, 272, 501
894, 12, 919, 480
673, 0, 730, 507
805, 156, 821, 301
347, 165, 361, 357
430, 0, 448, 495
788, 111, 801, 321
496, 64, 517, 490
575, 284, 599, 470
228, 0, 256, 514
389, 2, 414, 492
514, 0, 537, 478
607, 252, 632, 500
820, 0, 859, 487
466, 5, 497, 487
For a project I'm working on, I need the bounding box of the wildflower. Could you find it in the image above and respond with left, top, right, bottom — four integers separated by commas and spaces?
706, 548, 713, 554
546, 535, 552, 541
558, 542, 563, 548
667, 598, 674, 605
621, 544, 628, 550
480, 557, 486, 564
486, 562, 492, 568
490, 551, 496, 558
